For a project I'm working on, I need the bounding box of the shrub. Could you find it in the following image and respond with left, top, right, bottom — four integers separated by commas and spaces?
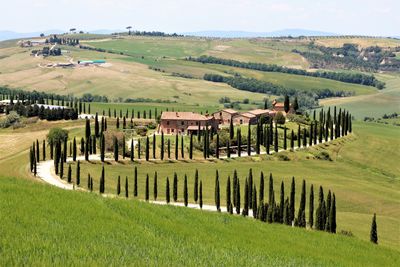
275, 112, 286, 125
47, 127, 68, 145
0, 111, 20, 128
103, 130, 125, 152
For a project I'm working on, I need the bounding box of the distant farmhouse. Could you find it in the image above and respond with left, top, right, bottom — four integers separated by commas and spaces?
159, 99, 292, 135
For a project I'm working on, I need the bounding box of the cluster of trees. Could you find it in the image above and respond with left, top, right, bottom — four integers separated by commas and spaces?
0, 87, 108, 107
203, 73, 353, 105
121, 30, 183, 37
46, 35, 79, 46
6, 102, 78, 121
294, 42, 400, 74
39, 47, 62, 56
190, 55, 384, 89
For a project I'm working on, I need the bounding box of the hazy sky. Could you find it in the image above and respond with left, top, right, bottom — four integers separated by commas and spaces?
2, 0, 399, 35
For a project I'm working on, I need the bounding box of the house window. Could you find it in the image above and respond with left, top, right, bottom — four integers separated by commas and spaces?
240, 119, 243, 124
195, 122, 199, 126
181, 121, 184, 125
220, 112, 222, 116
167, 121, 170, 125
171, 129, 174, 133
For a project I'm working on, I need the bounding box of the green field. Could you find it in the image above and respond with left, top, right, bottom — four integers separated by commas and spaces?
1, 177, 399, 266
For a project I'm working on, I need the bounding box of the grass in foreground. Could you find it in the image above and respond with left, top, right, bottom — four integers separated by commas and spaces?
1, 177, 399, 266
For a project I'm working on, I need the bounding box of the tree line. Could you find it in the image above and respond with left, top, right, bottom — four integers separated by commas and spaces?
188, 55, 385, 89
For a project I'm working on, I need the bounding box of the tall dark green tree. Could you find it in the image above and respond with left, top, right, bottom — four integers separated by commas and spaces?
67, 164, 72, 183
226, 175, 231, 212
175, 134, 179, 160
189, 133, 193, 159
280, 181, 285, 223
145, 174, 149, 201
252, 185, 257, 218
184, 174, 188, 207
73, 137, 77, 161
161, 131, 165, 160
247, 125, 251, 156
194, 169, 199, 202
166, 177, 170, 203
235, 178, 240, 214
289, 176, 296, 224
309, 184, 314, 229
215, 170, 221, 211
123, 176, 128, 198
153, 171, 158, 200
130, 139, 134, 161
94, 113, 99, 137
268, 173, 274, 205
152, 134, 156, 159
173, 172, 178, 202
134, 166, 138, 197
113, 136, 118, 161
242, 179, 249, 216
284, 95, 290, 113
237, 128, 241, 157
85, 118, 91, 139
199, 180, 203, 209
145, 136, 150, 161
117, 175, 121, 195
297, 180, 306, 227
215, 133, 219, 159
370, 213, 378, 244
167, 139, 171, 159
99, 164, 105, 194
229, 119, 234, 140
330, 193, 336, 233
122, 136, 125, 159
259, 171, 264, 202
76, 160, 80, 185
274, 124, 278, 152
181, 135, 184, 159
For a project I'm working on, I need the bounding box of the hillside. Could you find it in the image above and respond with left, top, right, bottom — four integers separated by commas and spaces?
1, 177, 399, 266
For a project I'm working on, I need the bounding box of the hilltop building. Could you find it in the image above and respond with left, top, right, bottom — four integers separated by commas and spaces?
158, 112, 218, 135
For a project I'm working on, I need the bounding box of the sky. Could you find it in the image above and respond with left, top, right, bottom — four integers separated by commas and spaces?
1, 0, 399, 36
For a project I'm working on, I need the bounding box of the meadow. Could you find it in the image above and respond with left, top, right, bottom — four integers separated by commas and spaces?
1, 176, 399, 266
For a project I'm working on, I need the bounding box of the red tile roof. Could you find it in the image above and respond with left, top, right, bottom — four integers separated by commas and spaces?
222, 109, 238, 114
248, 109, 271, 116
236, 112, 256, 118
161, 112, 212, 121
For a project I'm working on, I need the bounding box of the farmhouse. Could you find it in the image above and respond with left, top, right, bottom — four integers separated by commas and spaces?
159, 112, 218, 135
212, 109, 238, 124
272, 99, 293, 113
232, 112, 257, 125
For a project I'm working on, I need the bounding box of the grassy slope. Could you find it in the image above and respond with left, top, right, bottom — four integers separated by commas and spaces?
1, 176, 399, 266
320, 73, 400, 119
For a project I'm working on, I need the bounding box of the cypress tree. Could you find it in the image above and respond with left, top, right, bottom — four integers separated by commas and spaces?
72, 137, 77, 161
330, 193, 336, 233
87, 173, 91, 190
229, 119, 234, 139
123, 116, 126, 129
137, 139, 141, 159
309, 184, 314, 229
116, 117, 120, 129
145, 174, 149, 201
166, 177, 170, 203
283, 126, 287, 150
130, 139, 134, 161
325, 190, 332, 232
99, 164, 105, 194
316, 186, 325, 230
297, 180, 306, 227
153, 134, 156, 159
154, 171, 158, 200
113, 136, 118, 161
370, 213, 378, 244
60, 152, 64, 178
227, 140, 231, 158
242, 178, 249, 216
236, 178, 241, 214
289, 176, 295, 224
248, 168, 253, 208
283, 198, 290, 225
297, 125, 301, 148
181, 135, 184, 159
266, 126, 270, 154
33, 157, 37, 176
125, 176, 129, 198
199, 180, 203, 209
256, 123, 261, 154
280, 181, 285, 223
63, 138, 67, 162
216, 133, 219, 159
259, 171, 264, 202
122, 136, 125, 159
67, 164, 72, 183
100, 133, 105, 162
95, 113, 99, 137
194, 169, 199, 202
76, 160, 80, 185
85, 119, 91, 140
247, 125, 251, 156
309, 124, 313, 146
134, 166, 138, 197
274, 124, 278, 152
175, 134, 178, 160
145, 136, 150, 161
189, 133, 193, 159
42, 140, 46, 161
237, 128, 241, 157
226, 175, 231, 212
252, 185, 257, 218
303, 128, 307, 147
268, 173, 274, 205
184, 174, 188, 207
233, 170, 238, 207
167, 139, 171, 159
161, 131, 165, 160
117, 175, 121, 195
290, 130, 294, 150
173, 172, 178, 202
215, 170, 221, 211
